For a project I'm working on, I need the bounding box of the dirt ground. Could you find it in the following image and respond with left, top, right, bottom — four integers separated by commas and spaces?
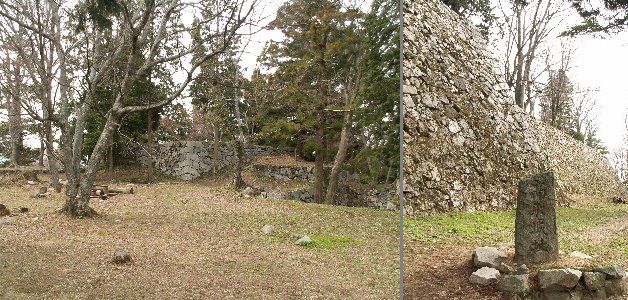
0, 177, 399, 299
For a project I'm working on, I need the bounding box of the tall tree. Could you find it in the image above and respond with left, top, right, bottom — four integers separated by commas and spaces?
499, 0, 567, 111
0, 0, 254, 217
564, 0, 628, 35
263, 0, 358, 204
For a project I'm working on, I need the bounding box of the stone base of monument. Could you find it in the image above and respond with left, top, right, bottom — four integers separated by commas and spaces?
468, 247, 628, 299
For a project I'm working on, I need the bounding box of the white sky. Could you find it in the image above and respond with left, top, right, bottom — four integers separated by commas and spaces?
569, 32, 628, 152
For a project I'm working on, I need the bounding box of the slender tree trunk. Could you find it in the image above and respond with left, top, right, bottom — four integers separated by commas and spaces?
313, 110, 326, 204
146, 109, 154, 183
108, 142, 114, 182
8, 75, 22, 167
325, 112, 351, 205
232, 94, 246, 188
43, 94, 61, 191
212, 121, 220, 175
38, 128, 45, 167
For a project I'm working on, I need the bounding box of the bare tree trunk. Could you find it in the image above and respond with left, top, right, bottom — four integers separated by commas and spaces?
38, 127, 45, 167
146, 109, 154, 183
43, 88, 61, 191
212, 121, 220, 175
232, 85, 246, 188
108, 142, 114, 182
8, 72, 22, 167
62, 114, 119, 217
313, 110, 326, 204
325, 112, 351, 205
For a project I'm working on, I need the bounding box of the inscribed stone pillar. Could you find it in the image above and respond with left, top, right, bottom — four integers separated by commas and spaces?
514, 172, 559, 264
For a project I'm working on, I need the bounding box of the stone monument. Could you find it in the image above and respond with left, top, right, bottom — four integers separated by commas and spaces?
514, 172, 559, 264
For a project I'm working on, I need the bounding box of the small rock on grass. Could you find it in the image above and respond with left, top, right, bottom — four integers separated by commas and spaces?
262, 224, 274, 235
0, 204, 10, 217
19, 207, 28, 213
469, 267, 500, 286
0, 217, 13, 225
112, 250, 131, 264
569, 251, 592, 260
296, 236, 313, 246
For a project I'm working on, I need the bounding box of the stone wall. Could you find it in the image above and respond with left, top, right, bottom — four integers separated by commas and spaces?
402, 0, 625, 215
152, 142, 288, 180
252, 164, 315, 182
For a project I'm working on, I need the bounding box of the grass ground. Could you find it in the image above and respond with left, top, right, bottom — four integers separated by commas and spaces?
0, 175, 399, 299
403, 198, 628, 299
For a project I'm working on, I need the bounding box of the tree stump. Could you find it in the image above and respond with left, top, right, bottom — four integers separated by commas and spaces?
515, 171, 559, 264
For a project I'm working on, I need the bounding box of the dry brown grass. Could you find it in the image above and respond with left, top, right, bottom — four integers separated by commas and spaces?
0, 181, 399, 299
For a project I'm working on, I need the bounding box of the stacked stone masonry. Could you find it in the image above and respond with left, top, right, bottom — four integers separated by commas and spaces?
403, 0, 626, 215
151, 142, 287, 181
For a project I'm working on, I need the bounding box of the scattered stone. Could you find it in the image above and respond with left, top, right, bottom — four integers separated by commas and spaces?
537, 269, 582, 290
264, 192, 288, 200
569, 251, 592, 260
386, 202, 397, 211
469, 267, 500, 286
112, 250, 131, 264
0, 217, 13, 225
593, 265, 626, 279
296, 236, 313, 246
291, 233, 304, 239
241, 186, 262, 198
19, 207, 28, 213
583, 272, 606, 290
612, 196, 627, 204
515, 172, 559, 264
497, 262, 515, 274
498, 273, 530, 295
22, 171, 38, 182
30, 187, 47, 198
0, 204, 10, 217
26, 180, 37, 185
514, 264, 530, 275
605, 278, 627, 296
262, 224, 274, 235
472, 246, 507, 269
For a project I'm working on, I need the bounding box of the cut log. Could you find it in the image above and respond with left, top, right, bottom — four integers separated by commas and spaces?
109, 187, 134, 195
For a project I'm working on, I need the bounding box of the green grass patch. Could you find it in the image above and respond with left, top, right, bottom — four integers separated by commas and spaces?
405, 205, 628, 247
303, 234, 358, 249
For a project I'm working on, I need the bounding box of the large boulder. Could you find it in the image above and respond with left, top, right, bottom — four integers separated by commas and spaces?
537, 269, 582, 290
583, 272, 606, 291
472, 246, 507, 269
498, 273, 530, 295
593, 265, 626, 279
469, 267, 500, 286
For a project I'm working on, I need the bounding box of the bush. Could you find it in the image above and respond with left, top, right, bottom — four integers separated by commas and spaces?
254, 119, 301, 148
